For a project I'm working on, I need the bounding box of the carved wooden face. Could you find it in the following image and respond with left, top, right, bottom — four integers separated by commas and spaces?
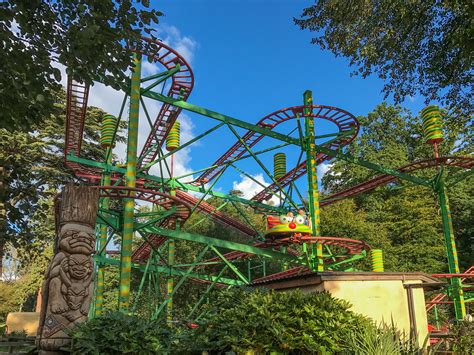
59, 223, 95, 254
67, 254, 92, 280
66, 283, 88, 310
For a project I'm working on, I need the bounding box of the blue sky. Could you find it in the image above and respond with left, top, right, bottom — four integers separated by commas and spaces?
88, 1, 428, 204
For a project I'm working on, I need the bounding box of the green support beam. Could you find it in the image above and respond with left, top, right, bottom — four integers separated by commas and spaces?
141, 90, 301, 146
95, 153, 112, 316
119, 53, 141, 312
141, 226, 302, 264
210, 245, 249, 283
312, 144, 431, 187
94, 255, 245, 286
153, 246, 210, 319
303, 90, 324, 271
435, 173, 466, 319
67, 153, 284, 213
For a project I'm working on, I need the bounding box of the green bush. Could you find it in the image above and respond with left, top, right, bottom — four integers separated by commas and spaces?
434, 320, 474, 354
70, 312, 171, 354
347, 322, 424, 354
179, 288, 373, 353
450, 320, 474, 354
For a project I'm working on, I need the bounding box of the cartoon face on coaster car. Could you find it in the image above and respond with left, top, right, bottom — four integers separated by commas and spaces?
264, 214, 312, 239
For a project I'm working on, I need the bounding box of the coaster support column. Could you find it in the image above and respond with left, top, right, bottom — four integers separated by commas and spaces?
303, 90, 323, 271
436, 174, 466, 319
119, 53, 141, 312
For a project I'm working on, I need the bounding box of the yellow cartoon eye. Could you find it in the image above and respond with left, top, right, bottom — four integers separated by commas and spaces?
295, 215, 305, 224
279, 215, 290, 224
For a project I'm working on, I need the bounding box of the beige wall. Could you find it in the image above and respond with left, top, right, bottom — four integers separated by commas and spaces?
6, 312, 40, 337
297, 279, 428, 346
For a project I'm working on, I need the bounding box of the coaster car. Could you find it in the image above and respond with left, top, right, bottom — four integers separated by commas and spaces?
265, 214, 312, 239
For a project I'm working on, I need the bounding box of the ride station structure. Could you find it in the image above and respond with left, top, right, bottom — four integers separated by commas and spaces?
63, 38, 473, 323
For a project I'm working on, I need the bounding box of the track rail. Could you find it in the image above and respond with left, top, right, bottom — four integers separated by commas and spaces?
426, 266, 474, 312
175, 190, 257, 237
65, 37, 194, 177
64, 78, 90, 173
251, 267, 310, 284
320, 156, 474, 208
137, 37, 194, 169
195, 105, 359, 190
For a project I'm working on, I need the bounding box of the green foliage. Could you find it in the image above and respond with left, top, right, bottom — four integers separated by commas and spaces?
1, 0, 162, 131
444, 320, 474, 354
0, 88, 125, 263
347, 322, 423, 354
71, 312, 171, 355
320, 103, 473, 272
295, 1, 473, 113
0, 281, 22, 323
180, 288, 372, 353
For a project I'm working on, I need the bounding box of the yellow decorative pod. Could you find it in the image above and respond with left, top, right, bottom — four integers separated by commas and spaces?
100, 114, 117, 148
166, 121, 180, 151
420, 105, 444, 144
371, 249, 384, 272
274, 153, 286, 180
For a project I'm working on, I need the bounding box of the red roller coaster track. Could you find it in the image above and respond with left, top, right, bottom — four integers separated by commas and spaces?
195, 105, 359, 193
320, 156, 474, 208
64, 37, 194, 179
137, 37, 194, 169
64, 37, 473, 296
426, 266, 474, 311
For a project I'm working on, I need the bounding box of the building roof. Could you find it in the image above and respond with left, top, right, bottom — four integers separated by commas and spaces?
251, 271, 444, 290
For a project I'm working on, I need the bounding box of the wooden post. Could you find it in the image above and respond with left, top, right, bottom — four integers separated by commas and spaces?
37, 185, 99, 354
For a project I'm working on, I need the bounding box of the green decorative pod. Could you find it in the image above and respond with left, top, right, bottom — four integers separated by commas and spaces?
420, 105, 444, 144
273, 153, 286, 180
371, 249, 384, 272
100, 114, 117, 148
166, 121, 180, 151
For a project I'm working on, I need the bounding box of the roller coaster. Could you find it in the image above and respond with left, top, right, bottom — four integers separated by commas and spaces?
64, 38, 473, 321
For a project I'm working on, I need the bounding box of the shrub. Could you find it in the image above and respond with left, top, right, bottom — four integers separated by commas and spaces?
179, 287, 373, 353
347, 322, 424, 354
70, 312, 171, 354
451, 320, 474, 354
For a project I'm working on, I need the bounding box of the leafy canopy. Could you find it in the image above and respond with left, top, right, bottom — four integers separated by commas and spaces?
320, 103, 473, 272
295, 1, 473, 114
0, 0, 162, 131
0, 88, 126, 265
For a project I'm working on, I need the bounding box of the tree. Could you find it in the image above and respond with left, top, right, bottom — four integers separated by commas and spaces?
0, 88, 126, 273
0, 0, 162, 131
294, 1, 473, 114
320, 103, 473, 272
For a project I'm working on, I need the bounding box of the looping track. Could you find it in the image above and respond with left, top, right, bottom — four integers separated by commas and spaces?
137, 37, 194, 169
263, 236, 370, 255
64, 38, 473, 292
64, 37, 194, 179
196, 104, 359, 188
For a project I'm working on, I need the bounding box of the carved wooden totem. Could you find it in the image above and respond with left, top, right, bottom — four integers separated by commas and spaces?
37, 185, 99, 354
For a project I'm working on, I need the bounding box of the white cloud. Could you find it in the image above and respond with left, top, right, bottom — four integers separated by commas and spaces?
155, 24, 198, 64
229, 163, 332, 207
232, 173, 281, 206
317, 162, 331, 180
